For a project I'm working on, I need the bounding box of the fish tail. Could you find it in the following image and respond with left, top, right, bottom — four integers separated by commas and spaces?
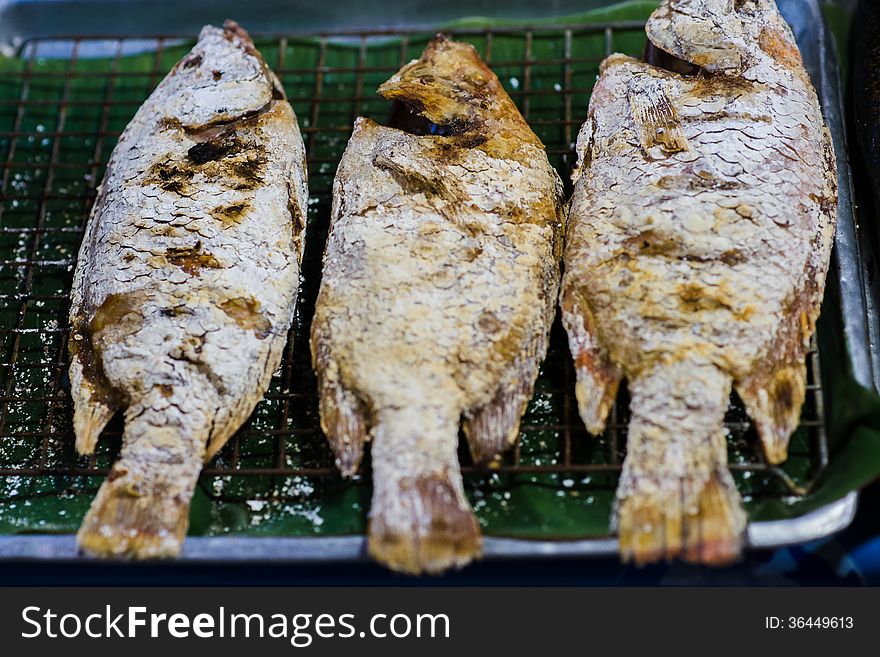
77, 393, 206, 559
615, 358, 746, 566
368, 405, 481, 575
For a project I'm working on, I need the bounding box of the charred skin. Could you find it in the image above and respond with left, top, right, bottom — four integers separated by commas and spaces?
69, 21, 308, 558
311, 36, 564, 574
562, 0, 836, 565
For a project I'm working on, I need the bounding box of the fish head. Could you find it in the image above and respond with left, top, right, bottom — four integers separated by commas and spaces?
646, 1, 806, 78
156, 21, 283, 129
378, 34, 509, 136
646, 0, 750, 75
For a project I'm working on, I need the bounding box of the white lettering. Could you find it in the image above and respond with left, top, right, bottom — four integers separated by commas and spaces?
21, 607, 41, 639
150, 613, 167, 637
314, 614, 335, 638
43, 610, 57, 638
167, 613, 190, 638
192, 613, 214, 638
337, 614, 355, 638
128, 606, 147, 637
291, 614, 313, 647
268, 614, 288, 639
85, 613, 102, 638
230, 613, 263, 638
390, 614, 411, 638
59, 614, 81, 638
106, 605, 124, 637
416, 613, 450, 638
370, 614, 387, 638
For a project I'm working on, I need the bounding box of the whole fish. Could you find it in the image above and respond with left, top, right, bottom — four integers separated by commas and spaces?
69, 21, 308, 557
561, 0, 836, 564
311, 35, 564, 574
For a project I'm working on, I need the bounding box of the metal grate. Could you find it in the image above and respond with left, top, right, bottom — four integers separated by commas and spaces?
0, 22, 828, 536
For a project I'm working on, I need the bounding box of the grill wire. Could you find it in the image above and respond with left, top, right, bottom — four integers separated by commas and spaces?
0, 22, 827, 536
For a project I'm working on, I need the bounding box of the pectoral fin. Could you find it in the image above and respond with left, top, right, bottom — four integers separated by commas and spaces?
626, 73, 688, 154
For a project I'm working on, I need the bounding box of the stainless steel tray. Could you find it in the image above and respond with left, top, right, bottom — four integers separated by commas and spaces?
0, 0, 873, 563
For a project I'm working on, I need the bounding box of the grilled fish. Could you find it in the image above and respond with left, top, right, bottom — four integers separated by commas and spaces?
311, 35, 564, 574
69, 21, 308, 557
561, 0, 836, 564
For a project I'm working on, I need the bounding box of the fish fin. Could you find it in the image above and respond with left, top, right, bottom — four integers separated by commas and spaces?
368, 407, 481, 574
560, 286, 622, 434
73, 401, 115, 455
736, 362, 807, 465
463, 343, 545, 465
204, 427, 232, 463
313, 359, 368, 477
736, 278, 823, 465
203, 336, 289, 463
202, 400, 253, 463
626, 73, 688, 154
463, 381, 530, 466
78, 412, 205, 559
571, 114, 596, 185
68, 316, 119, 455
615, 360, 746, 566
319, 377, 369, 477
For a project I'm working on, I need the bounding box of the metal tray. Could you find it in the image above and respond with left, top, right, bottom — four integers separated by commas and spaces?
0, 0, 873, 563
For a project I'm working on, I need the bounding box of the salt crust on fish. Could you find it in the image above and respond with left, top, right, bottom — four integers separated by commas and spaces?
561, 0, 837, 565
69, 21, 307, 558
312, 36, 564, 574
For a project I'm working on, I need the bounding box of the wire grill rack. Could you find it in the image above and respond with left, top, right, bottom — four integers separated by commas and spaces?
0, 21, 828, 538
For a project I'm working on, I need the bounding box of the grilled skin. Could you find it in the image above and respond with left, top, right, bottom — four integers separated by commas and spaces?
311, 36, 564, 574
561, 0, 836, 565
69, 22, 308, 558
